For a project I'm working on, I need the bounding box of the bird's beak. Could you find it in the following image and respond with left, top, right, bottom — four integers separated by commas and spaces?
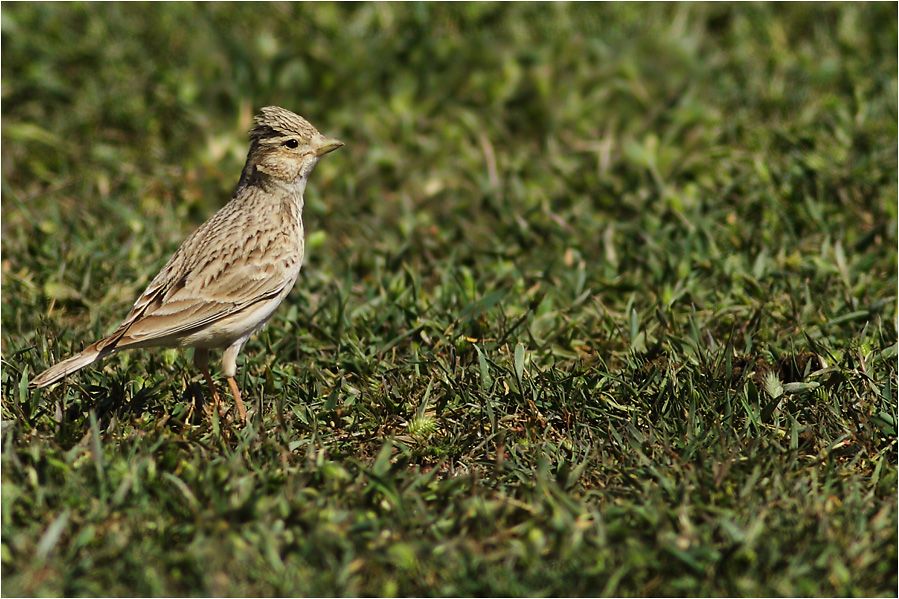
314, 137, 344, 157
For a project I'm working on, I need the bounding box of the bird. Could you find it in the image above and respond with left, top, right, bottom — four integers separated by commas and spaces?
30, 106, 343, 422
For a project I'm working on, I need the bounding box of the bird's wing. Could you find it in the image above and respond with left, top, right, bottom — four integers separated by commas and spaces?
112, 262, 294, 347
96, 204, 300, 351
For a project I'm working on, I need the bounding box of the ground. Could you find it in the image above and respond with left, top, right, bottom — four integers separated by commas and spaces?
1, 3, 897, 596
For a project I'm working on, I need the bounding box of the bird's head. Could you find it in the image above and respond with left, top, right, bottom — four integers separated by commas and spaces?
242, 106, 343, 186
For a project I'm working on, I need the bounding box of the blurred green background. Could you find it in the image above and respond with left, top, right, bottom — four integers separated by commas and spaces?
2, 3, 897, 596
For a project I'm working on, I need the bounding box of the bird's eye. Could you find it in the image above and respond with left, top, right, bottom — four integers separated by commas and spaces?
283, 139, 299, 149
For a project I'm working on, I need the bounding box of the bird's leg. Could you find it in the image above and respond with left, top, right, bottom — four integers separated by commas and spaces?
194, 348, 222, 418
203, 367, 223, 417
226, 376, 247, 423
222, 337, 250, 424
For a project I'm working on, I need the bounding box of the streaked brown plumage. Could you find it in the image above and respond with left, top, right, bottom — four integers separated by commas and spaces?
31, 106, 343, 422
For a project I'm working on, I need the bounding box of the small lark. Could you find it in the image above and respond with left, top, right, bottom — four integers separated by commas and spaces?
31, 106, 343, 422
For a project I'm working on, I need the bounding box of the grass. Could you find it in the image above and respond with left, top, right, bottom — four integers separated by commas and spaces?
1, 3, 897, 596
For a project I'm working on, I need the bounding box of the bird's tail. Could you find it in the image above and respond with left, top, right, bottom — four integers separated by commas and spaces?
31, 342, 106, 388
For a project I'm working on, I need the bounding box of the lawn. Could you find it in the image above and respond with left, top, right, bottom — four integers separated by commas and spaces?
1, 3, 897, 596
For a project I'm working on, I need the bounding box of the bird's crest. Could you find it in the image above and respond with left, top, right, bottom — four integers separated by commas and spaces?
250, 106, 318, 143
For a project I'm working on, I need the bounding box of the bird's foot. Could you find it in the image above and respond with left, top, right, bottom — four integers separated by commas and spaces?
226, 376, 247, 423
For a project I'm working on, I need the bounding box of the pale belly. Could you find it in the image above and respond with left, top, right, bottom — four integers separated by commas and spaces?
177, 274, 298, 349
